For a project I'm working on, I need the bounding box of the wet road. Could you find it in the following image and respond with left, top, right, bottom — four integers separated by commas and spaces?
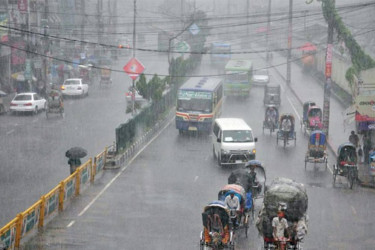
0, 35, 168, 226
23, 47, 375, 250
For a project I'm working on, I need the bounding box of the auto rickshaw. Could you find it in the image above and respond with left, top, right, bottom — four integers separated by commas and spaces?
99, 66, 112, 87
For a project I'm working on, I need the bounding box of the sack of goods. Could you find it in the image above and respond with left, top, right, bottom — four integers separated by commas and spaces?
256, 177, 308, 240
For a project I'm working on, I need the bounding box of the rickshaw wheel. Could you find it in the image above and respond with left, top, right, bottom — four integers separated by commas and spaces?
325, 158, 328, 170
348, 169, 355, 189
333, 164, 337, 186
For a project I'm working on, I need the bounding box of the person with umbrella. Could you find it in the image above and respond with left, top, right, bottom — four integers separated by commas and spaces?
66, 147, 87, 174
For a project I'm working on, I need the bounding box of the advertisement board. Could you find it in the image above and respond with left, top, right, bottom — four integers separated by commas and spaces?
354, 95, 375, 122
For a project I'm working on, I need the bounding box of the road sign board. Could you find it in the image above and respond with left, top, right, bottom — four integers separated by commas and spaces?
174, 41, 190, 53
123, 57, 145, 80
189, 23, 200, 35
24, 59, 32, 80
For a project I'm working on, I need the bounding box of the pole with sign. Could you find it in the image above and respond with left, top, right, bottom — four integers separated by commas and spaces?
322, 0, 335, 136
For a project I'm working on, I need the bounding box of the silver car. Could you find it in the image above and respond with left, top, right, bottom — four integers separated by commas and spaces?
253, 69, 270, 85
61, 78, 89, 97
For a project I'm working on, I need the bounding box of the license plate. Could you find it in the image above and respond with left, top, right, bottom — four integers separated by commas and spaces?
236, 160, 243, 163
188, 127, 197, 131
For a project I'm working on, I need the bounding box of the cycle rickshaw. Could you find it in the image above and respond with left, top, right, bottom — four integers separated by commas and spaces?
333, 143, 358, 189
304, 130, 328, 170
218, 184, 250, 238
227, 160, 266, 225
46, 89, 64, 118
264, 83, 281, 108
200, 200, 235, 250
263, 106, 279, 134
277, 114, 296, 148
99, 66, 112, 87
301, 101, 322, 136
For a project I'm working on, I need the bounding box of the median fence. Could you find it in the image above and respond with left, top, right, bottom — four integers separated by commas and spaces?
0, 149, 107, 249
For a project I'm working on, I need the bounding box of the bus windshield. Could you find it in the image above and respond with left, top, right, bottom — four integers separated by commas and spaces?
177, 90, 212, 113
223, 130, 253, 142
225, 71, 248, 83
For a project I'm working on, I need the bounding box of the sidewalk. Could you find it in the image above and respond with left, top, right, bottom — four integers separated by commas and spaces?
259, 44, 375, 188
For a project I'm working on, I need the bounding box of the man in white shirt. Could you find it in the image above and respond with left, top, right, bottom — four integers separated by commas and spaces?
272, 210, 290, 247
224, 193, 240, 211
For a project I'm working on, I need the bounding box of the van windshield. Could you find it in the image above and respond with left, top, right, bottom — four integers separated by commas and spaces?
223, 130, 253, 142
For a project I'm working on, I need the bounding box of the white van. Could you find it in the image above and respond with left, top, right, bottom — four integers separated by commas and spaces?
212, 118, 257, 166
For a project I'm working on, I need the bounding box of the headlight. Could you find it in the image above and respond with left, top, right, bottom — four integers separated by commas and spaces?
251, 149, 256, 154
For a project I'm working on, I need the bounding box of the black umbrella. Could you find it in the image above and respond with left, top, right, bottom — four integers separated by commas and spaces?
65, 147, 87, 159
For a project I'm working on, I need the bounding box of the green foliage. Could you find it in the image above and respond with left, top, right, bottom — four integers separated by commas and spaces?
320, 0, 375, 85
136, 73, 148, 99
135, 73, 166, 103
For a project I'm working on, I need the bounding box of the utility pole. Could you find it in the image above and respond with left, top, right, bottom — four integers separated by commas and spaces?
97, 0, 103, 56
43, 0, 49, 90
266, 0, 272, 62
322, 0, 335, 136
286, 0, 293, 85
80, 0, 85, 44
132, 0, 137, 116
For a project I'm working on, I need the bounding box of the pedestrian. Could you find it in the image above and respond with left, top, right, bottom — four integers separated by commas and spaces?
68, 158, 81, 174
349, 130, 359, 148
358, 145, 364, 163
363, 134, 372, 164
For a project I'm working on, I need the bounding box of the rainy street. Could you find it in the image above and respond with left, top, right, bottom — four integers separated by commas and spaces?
24, 46, 375, 249
0, 1, 374, 249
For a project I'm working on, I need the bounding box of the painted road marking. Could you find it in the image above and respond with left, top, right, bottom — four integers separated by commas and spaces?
194, 176, 199, 182
6, 129, 14, 135
351, 206, 357, 215
77, 116, 175, 218
67, 220, 75, 228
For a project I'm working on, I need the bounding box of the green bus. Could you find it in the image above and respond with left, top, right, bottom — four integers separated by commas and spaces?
224, 59, 253, 97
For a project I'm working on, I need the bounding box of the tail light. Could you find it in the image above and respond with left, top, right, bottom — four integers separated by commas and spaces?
10, 102, 17, 106
24, 103, 32, 106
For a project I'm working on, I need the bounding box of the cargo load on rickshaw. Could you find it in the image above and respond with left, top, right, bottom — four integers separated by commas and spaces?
200, 200, 235, 250
256, 178, 308, 249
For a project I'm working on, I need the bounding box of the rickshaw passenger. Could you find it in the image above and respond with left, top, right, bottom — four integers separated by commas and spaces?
266, 107, 277, 125
224, 193, 240, 212
281, 118, 292, 141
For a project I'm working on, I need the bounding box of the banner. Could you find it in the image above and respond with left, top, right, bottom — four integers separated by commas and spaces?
0, 13, 8, 42
355, 95, 375, 122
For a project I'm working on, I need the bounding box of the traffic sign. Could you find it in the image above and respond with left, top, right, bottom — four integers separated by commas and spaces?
174, 41, 190, 53
123, 57, 145, 80
189, 23, 200, 35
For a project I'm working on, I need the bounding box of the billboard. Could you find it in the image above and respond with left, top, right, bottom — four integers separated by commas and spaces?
355, 95, 375, 122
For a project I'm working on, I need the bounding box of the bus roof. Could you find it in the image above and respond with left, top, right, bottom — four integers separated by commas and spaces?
225, 59, 252, 71
179, 77, 222, 92
214, 118, 252, 131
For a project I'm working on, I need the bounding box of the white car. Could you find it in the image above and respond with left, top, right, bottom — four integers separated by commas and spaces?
253, 69, 270, 85
10, 92, 46, 115
61, 78, 89, 97
125, 87, 147, 104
